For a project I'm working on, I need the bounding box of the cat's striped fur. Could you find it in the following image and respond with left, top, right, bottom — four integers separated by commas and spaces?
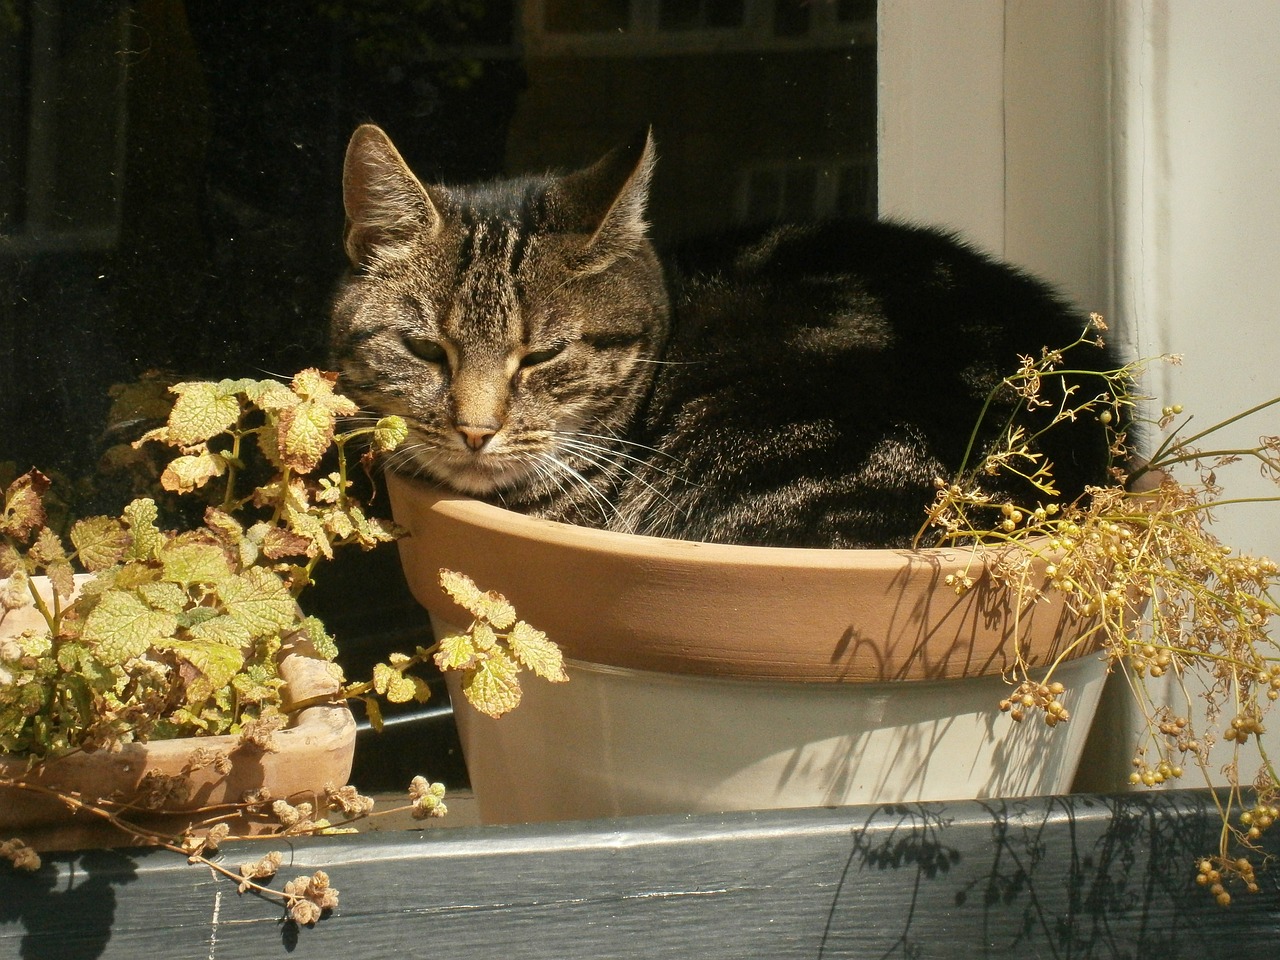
331, 125, 1120, 548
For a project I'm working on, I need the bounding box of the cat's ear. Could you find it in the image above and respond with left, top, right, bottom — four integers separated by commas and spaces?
552, 127, 656, 263
342, 124, 445, 267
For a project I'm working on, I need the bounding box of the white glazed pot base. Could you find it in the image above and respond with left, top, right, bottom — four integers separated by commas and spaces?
437, 615, 1109, 824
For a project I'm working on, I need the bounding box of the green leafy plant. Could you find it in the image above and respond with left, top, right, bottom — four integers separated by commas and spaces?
0, 369, 562, 925
922, 315, 1280, 905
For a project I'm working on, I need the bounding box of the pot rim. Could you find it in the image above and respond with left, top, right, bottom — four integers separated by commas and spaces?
388, 474, 1098, 683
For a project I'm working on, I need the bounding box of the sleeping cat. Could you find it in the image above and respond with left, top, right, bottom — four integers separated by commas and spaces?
331, 124, 1121, 548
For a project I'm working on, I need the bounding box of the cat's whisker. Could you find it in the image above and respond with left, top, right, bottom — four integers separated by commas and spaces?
561, 430, 688, 471
552, 435, 691, 527
532, 451, 617, 525
553, 436, 692, 517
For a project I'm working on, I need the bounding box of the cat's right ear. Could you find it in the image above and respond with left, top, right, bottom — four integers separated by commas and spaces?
551, 127, 656, 268
342, 125, 444, 268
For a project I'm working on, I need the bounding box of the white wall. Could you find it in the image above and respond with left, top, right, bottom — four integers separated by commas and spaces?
881, 0, 1280, 558
878, 0, 1110, 318
880, 0, 1280, 790
1123, 2, 1280, 559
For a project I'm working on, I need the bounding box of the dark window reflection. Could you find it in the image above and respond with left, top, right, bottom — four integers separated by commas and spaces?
0, 0, 874, 783
2, 1, 874, 482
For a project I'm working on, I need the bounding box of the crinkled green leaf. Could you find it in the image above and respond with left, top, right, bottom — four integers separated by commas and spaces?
82, 590, 178, 664
178, 604, 221, 630
345, 505, 402, 549
433, 632, 476, 671
138, 580, 190, 615
438, 569, 516, 629
292, 368, 359, 416
221, 566, 296, 638
284, 509, 331, 560
361, 695, 384, 733
70, 515, 130, 571
260, 525, 313, 560
122, 499, 163, 562
461, 650, 522, 718
160, 448, 227, 494
155, 638, 245, 691
471, 622, 498, 652
189, 612, 253, 648
373, 662, 417, 703
28, 527, 67, 566
231, 660, 283, 704
408, 674, 432, 704
161, 541, 234, 587
244, 377, 297, 411
507, 620, 568, 682
297, 615, 338, 660
168, 381, 243, 446
216, 377, 258, 398
276, 399, 335, 474
2, 470, 49, 540
371, 416, 408, 453
323, 504, 356, 540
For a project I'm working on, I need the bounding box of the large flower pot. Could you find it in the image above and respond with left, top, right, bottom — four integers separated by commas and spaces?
0, 578, 356, 851
388, 474, 1110, 824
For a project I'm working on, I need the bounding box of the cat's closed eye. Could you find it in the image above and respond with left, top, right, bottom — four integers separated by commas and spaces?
520, 342, 568, 367
404, 335, 447, 365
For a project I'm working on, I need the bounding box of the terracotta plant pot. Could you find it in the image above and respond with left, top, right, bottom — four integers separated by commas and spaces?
0, 578, 356, 851
388, 474, 1110, 824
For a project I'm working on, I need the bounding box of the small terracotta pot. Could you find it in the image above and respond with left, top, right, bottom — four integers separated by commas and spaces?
0, 577, 356, 851
389, 474, 1110, 823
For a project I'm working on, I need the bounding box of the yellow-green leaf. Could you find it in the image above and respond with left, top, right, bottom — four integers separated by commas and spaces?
245, 378, 298, 412
292, 368, 359, 416
138, 580, 189, 614
71, 516, 129, 571
297, 615, 338, 661
362, 695, 384, 733
2, 470, 49, 540
371, 416, 408, 453
433, 632, 476, 671
221, 567, 296, 638
438, 569, 516, 629
161, 542, 234, 587
276, 400, 334, 474
168, 381, 243, 446
82, 590, 178, 664
372, 662, 417, 704
472, 622, 497, 652
409, 675, 432, 704
507, 621, 567, 682
189, 612, 254, 649
157, 638, 245, 690
160, 449, 227, 494
122, 499, 163, 562
461, 651, 522, 718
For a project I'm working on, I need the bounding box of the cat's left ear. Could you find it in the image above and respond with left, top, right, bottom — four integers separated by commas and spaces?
342, 124, 444, 267
552, 127, 656, 264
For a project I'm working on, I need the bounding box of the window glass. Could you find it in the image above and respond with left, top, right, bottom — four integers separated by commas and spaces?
2, 0, 875, 473
0, 0, 875, 786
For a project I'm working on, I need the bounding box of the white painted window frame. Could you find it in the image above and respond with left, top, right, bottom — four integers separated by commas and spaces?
879, 0, 1280, 564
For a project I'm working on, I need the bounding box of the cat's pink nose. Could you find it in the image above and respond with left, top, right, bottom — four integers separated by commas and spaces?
457, 424, 498, 451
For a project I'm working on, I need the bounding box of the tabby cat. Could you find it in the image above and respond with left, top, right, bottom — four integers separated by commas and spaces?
331, 125, 1121, 548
